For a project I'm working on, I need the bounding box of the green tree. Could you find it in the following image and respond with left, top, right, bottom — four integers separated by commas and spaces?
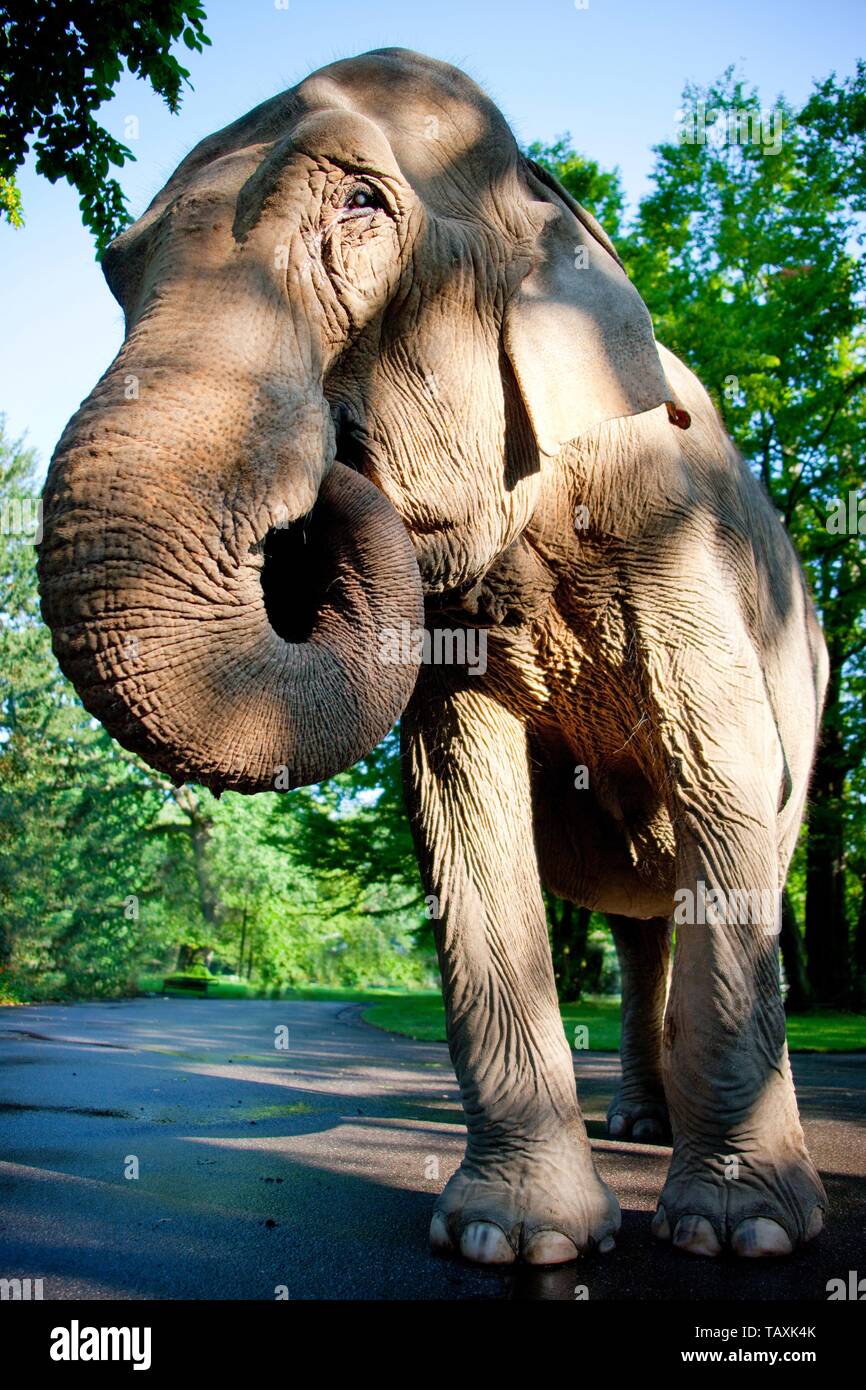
0, 0, 210, 253
268, 731, 436, 986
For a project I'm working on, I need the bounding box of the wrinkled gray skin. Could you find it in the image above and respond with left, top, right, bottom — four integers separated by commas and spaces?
39, 49, 828, 1265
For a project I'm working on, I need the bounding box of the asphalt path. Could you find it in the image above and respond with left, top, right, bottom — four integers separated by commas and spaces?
0, 998, 862, 1301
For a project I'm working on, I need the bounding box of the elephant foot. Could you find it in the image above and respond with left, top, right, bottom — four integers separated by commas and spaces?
607, 1085, 671, 1143
652, 1141, 826, 1258
430, 1129, 620, 1266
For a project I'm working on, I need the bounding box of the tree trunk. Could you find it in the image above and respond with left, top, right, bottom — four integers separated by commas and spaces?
779, 888, 811, 1012
176, 943, 196, 972
852, 872, 866, 1012
172, 785, 221, 954
238, 900, 248, 978
546, 892, 592, 1001
188, 817, 219, 932
804, 659, 851, 1005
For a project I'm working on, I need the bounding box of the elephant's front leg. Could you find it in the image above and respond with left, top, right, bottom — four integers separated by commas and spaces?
402, 678, 620, 1265
607, 916, 672, 1142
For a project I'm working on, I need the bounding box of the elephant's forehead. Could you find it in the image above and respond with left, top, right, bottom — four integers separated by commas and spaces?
297, 49, 519, 179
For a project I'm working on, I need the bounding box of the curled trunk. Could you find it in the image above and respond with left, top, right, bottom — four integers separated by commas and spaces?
39, 412, 423, 793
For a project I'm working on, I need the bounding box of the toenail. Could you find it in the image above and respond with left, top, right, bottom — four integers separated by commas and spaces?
651, 1204, 671, 1240
430, 1211, 453, 1252
632, 1118, 662, 1142
731, 1218, 793, 1258
805, 1207, 824, 1241
673, 1215, 722, 1257
524, 1231, 579, 1265
460, 1221, 515, 1265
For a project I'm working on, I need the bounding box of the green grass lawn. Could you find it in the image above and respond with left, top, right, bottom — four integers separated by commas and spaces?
783, 1010, 866, 1052
136, 977, 865, 1051
360, 993, 626, 1047
360, 992, 866, 1052
136, 975, 436, 1004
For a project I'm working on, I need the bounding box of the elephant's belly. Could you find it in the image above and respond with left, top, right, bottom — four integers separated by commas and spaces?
530, 745, 677, 919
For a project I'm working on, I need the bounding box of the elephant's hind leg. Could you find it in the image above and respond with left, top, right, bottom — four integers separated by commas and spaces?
607, 916, 672, 1142
655, 775, 826, 1259
632, 568, 825, 1259
402, 674, 620, 1266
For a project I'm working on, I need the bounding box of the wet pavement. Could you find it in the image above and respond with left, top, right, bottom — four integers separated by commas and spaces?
0, 998, 863, 1300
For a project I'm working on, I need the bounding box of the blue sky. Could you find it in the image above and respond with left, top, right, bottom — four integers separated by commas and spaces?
1, 0, 863, 467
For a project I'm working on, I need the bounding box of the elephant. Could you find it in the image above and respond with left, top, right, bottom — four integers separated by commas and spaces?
38, 47, 828, 1266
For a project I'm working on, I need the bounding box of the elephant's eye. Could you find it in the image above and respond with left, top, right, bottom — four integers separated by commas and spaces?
341, 185, 382, 214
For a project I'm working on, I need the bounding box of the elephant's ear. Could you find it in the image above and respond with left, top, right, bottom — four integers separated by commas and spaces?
503, 159, 690, 457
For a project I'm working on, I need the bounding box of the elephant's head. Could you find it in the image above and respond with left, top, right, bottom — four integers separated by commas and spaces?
38, 48, 685, 795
